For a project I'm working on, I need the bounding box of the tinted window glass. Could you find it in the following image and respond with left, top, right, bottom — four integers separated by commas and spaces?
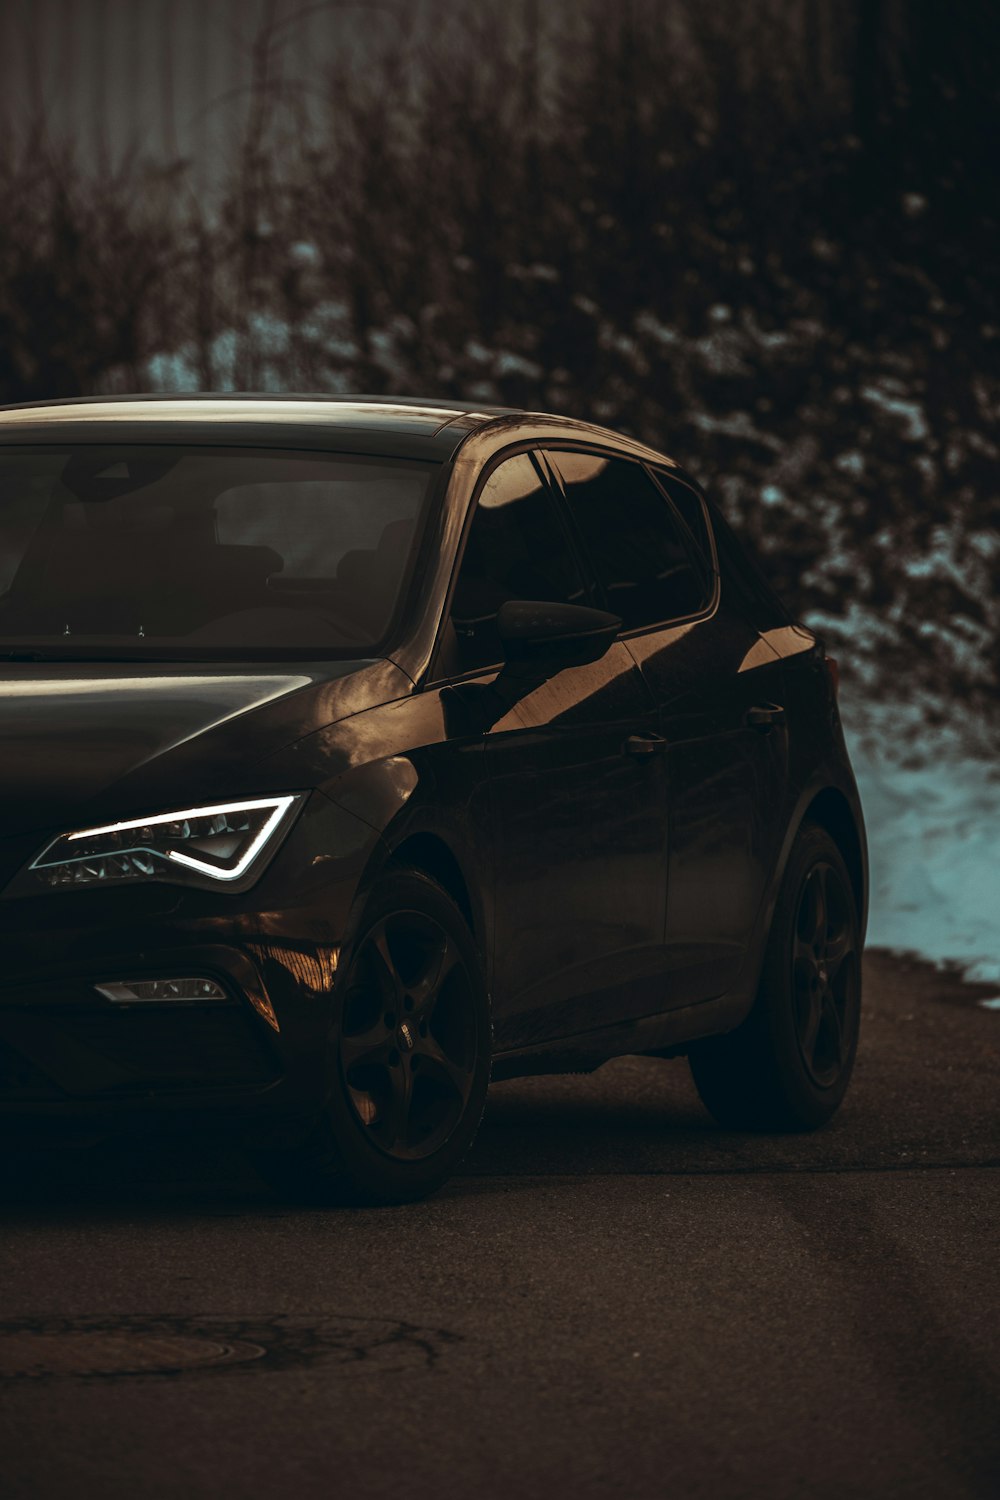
0, 446, 433, 657
652, 470, 715, 574
709, 501, 793, 629
548, 451, 710, 629
450, 453, 586, 675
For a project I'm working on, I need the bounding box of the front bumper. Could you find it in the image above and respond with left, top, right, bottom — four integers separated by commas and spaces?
0, 945, 312, 1148
0, 791, 382, 1147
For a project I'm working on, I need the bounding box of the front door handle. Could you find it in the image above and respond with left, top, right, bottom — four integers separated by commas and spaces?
745, 702, 786, 732
625, 733, 668, 758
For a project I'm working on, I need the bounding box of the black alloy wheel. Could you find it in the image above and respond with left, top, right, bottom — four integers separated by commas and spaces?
339, 910, 478, 1161
791, 860, 858, 1089
251, 869, 491, 1205
689, 823, 861, 1131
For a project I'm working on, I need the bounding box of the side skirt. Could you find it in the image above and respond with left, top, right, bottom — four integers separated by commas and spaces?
490, 989, 751, 1082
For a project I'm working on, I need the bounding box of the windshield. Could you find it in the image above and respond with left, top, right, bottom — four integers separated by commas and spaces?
0, 445, 435, 660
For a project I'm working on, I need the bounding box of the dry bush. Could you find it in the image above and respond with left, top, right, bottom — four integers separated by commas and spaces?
1, 1, 997, 730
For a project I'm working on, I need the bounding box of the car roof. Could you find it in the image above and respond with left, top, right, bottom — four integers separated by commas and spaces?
0, 394, 687, 477
0, 394, 524, 462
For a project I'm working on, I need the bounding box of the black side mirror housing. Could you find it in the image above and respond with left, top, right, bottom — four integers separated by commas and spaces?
441, 600, 622, 736
495, 600, 621, 677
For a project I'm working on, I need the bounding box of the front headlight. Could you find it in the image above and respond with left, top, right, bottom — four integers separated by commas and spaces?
24, 794, 304, 892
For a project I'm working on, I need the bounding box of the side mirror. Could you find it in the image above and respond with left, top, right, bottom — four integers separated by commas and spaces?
496, 600, 621, 677
441, 601, 622, 737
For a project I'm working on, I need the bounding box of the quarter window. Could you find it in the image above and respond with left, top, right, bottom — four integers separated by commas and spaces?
448, 452, 587, 676
547, 451, 711, 630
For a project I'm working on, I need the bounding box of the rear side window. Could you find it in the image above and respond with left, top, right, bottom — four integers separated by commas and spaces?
708, 502, 793, 629
448, 452, 587, 675
547, 451, 711, 630
651, 470, 715, 574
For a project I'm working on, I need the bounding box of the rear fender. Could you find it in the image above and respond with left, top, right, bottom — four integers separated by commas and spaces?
723, 765, 868, 1029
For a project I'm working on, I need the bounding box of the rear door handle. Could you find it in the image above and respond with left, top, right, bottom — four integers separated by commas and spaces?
745, 702, 786, 732
625, 733, 668, 757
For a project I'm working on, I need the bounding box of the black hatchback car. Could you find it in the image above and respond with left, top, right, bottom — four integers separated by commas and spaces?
0, 395, 867, 1202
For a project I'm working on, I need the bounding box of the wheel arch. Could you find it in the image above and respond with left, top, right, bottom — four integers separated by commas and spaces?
387, 831, 476, 938
801, 785, 867, 938
728, 774, 869, 1020
714, 775, 868, 1040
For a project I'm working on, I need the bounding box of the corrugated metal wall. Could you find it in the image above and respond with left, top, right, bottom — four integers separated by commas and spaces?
0, 0, 373, 188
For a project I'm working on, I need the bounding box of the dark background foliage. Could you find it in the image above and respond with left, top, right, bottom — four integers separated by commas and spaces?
1, 0, 997, 736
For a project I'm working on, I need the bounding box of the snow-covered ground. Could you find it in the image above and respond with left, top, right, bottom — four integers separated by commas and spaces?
841, 700, 1000, 984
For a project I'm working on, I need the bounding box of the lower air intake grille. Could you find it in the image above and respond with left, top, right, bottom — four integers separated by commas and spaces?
0, 1040, 65, 1101
0, 1007, 278, 1098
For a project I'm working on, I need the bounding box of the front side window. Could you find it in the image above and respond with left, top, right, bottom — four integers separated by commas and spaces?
547, 451, 712, 630
0, 446, 434, 658
448, 452, 587, 676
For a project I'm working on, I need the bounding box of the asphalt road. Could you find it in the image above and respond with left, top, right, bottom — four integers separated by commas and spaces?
2, 951, 999, 1500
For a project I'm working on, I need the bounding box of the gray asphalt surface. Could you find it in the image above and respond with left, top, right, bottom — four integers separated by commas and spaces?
2, 951, 999, 1500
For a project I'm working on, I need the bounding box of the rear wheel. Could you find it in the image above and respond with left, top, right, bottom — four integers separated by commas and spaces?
252, 870, 491, 1204
689, 823, 861, 1131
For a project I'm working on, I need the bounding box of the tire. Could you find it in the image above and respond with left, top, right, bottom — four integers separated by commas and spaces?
251, 869, 492, 1205
688, 822, 862, 1131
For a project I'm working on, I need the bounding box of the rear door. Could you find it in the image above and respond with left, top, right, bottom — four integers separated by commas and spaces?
545, 450, 789, 1009
435, 449, 670, 1052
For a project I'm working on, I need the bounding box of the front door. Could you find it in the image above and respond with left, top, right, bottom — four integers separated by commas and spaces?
486, 643, 669, 1050
439, 449, 670, 1052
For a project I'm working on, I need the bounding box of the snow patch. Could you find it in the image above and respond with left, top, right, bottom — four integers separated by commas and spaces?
859, 383, 929, 442
842, 707, 1000, 983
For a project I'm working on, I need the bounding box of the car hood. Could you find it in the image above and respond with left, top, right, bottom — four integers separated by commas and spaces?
0, 657, 409, 839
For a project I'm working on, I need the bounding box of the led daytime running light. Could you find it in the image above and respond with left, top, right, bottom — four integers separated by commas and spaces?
64, 796, 298, 882
29, 794, 302, 888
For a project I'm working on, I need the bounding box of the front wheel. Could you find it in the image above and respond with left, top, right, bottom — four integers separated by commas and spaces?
252, 869, 492, 1205
689, 822, 862, 1131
